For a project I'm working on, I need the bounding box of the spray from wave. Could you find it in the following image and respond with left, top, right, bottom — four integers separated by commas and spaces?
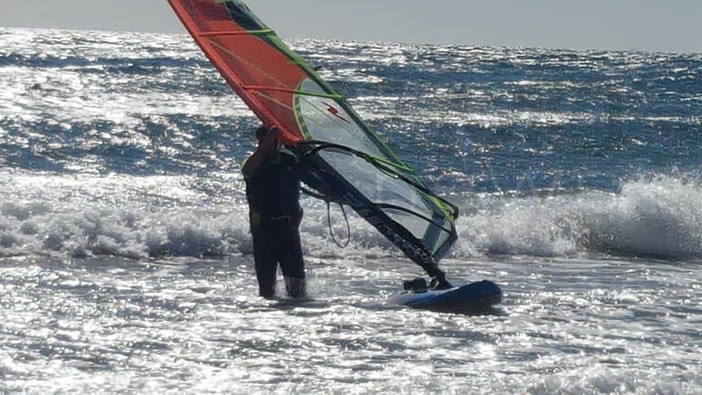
454, 174, 702, 260
0, 170, 699, 262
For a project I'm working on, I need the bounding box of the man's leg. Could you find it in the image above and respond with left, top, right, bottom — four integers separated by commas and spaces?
277, 219, 306, 298
284, 276, 306, 299
252, 226, 277, 298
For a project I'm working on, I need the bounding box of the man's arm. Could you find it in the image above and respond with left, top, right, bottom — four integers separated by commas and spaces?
242, 150, 269, 179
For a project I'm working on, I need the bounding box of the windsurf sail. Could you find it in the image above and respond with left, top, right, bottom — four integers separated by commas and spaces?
168, 0, 458, 278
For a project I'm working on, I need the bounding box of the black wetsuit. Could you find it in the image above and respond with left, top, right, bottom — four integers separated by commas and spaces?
244, 151, 305, 298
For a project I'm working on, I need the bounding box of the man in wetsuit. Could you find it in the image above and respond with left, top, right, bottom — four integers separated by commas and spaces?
243, 126, 306, 299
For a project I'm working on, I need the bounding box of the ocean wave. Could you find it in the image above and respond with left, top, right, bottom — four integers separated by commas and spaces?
454, 175, 702, 260
0, 173, 699, 263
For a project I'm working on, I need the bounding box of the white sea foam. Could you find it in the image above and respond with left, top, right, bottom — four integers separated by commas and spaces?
454, 175, 702, 260
0, 170, 699, 262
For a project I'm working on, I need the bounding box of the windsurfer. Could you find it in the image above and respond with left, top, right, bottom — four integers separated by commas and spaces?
243, 126, 306, 299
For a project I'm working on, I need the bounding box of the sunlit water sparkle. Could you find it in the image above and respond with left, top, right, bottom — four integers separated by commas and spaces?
0, 28, 700, 393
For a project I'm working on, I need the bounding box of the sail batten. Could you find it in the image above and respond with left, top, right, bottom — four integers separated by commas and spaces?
168, 0, 458, 274
243, 85, 344, 100
198, 29, 274, 37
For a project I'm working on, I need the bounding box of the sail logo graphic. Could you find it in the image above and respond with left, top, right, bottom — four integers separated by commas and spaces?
322, 102, 351, 124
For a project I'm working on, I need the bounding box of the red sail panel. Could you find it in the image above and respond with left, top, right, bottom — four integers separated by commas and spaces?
167, 0, 307, 145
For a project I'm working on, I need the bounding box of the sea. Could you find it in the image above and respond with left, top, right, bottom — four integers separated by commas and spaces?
0, 27, 700, 393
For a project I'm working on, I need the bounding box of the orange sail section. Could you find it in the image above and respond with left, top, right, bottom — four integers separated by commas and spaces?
168, 0, 315, 144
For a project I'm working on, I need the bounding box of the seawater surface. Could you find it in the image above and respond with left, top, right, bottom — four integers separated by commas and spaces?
0, 28, 700, 393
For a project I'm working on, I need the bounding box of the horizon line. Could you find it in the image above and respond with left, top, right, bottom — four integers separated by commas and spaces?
1, 24, 700, 56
